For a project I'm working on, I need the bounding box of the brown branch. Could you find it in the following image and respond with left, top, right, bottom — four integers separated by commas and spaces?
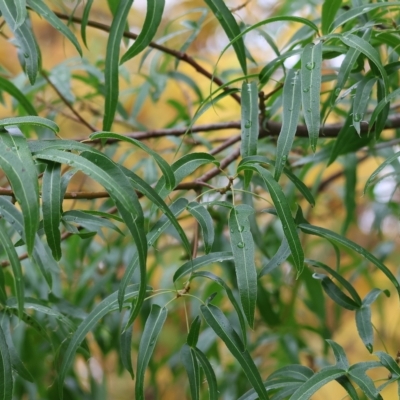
52, 11, 241, 105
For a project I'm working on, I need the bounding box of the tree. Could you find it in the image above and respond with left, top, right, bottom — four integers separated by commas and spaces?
0, 0, 399, 398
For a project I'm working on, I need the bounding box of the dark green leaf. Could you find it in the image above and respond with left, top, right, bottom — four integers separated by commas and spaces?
135, 305, 167, 400
0, 324, 13, 400
181, 344, 200, 400
187, 202, 214, 254
200, 304, 269, 399
0, 76, 37, 115
80, 0, 94, 47
193, 347, 218, 400
326, 340, 349, 370
187, 316, 201, 348
353, 77, 376, 136
120, 310, 134, 379
321, 0, 342, 35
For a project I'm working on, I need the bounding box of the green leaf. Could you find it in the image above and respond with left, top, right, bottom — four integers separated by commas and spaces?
0, 197, 54, 287
58, 284, 145, 399
299, 224, 400, 297
228, 204, 257, 328
0, 324, 13, 400
0, 116, 59, 134
259, 237, 291, 277
326, 340, 349, 370
102, 0, 134, 131
91, 131, 176, 190
181, 344, 201, 400
0, 220, 24, 319
187, 316, 201, 348
155, 152, 218, 199
120, 0, 165, 64
338, 34, 389, 97
0, 134, 39, 256
313, 273, 360, 310
375, 351, 400, 376
193, 347, 218, 400
241, 81, 259, 186
191, 271, 247, 347
0, 0, 26, 30
239, 156, 315, 206
204, 0, 247, 75
42, 162, 62, 261
352, 77, 376, 136
369, 88, 400, 135
289, 366, 345, 400
135, 305, 167, 400
187, 202, 214, 254
275, 69, 301, 181
173, 251, 234, 282
329, 3, 400, 32
27, 0, 82, 56
80, 0, 94, 47
200, 304, 269, 399
301, 42, 322, 152
0, 76, 37, 115
321, 0, 342, 35
118, 198, 188, 311
365, 150, 400, 192
348, 364, 382, 400
120, 310, 134, 379
342, 154, 357, 234
240, 164, 304, 272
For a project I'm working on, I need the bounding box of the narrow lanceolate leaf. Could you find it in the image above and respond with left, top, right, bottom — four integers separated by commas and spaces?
229, 205, 257, 328
58, 284, 144, 399
120, 0, 165, 63
81, 0, 94, 47
0, 116, 59, 134
321, 0, 342, 34
187, 202, 214, 254
118, 198, 188, 311
0, 0, 26, 30
187, 316, 201, 348
0, 76, 37, 115
181, 344, 201, 400
42, 162, 62, 261
0, 136, 39, 256
120, 310, 134, 379
339, 34, 389, 97
0, 198, 54, 287
299, 223, 400, 297
289, 366, 345, 400
200, 304, 269, 399
0, 221, 24, 319
193, 347, 218, 400
91, 131, 176, 190
241, 81, 259, 187
301, 42, 322, 152
352, 77, 376, 136
103, 0, 134, 131
191, 271, 247, 347
204, 0, 247, 75
0, 325, 13, 400
258, 237, 291, 277
26, 0, 82, 56
136, 305, 167, 400
173, 252, 234, 282
241, 164, 304, 272
275, 69, 301, 181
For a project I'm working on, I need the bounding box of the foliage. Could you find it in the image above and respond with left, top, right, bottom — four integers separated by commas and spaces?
0, 0, 399, 399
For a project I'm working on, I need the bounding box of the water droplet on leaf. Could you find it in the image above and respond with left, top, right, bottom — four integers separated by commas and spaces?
306, 62, 315, 70
244, 120, 252, 128
237, 242, 245, 248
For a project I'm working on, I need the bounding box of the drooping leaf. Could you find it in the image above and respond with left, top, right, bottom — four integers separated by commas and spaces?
193, 347, 218, 400
181, 344, 201, 400
191, 271, 247, 346
120, 0, 165, 63
173, 251, 234, 282
0, 0, 26, 30
58, 284, 145, 399
135, 305, 167, 400
241, 81, 259, 186
187, 202, 214, 254
102, 0, 134, 131
200, 304, 269, 399
90, 131, 176, 190
187, 316, 201, 348
0, 116, 58, 134
228, 204, 257, 328
352, 77, 376, 136
348, 363, 383, 400
120, 309, 134, 379
299, 224, 400, 297
0, 324, 13, 400
204, 0, 247, 75
301, 42, 322, 152
27, 0, 82, 56
0, 220, 24, 319
275, 69, 301, 181
258, 237, 291, 277
0, 76, 37, 115
42, 162, 62, 261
